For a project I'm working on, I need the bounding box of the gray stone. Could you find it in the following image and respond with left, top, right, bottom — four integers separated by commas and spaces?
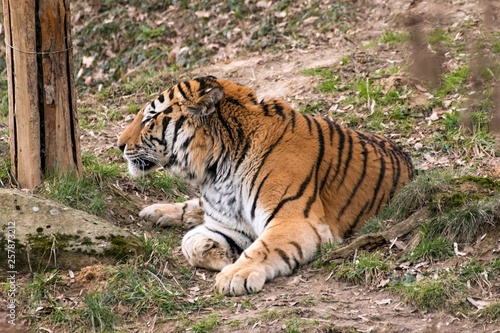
0, 189, 144, 273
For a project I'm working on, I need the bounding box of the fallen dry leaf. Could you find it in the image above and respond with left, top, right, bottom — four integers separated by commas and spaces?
196, 271, 207, 280
82, 55, 95, 68
375, 298, 391, 305
377, 279, 390, 288
426, 110, 440, 121
189, 286, 200, 293
467, 297, 493, 310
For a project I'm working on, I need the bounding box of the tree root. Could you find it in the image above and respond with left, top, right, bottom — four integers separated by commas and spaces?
322, 208, 431, 264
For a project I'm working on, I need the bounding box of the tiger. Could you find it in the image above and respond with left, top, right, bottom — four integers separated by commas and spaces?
117, 75, 414, 296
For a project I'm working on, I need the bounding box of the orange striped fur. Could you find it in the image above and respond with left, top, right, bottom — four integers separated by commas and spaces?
118, 76, 414, 295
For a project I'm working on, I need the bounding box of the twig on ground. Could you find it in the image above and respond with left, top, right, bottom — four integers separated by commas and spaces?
322, 208, 430, 264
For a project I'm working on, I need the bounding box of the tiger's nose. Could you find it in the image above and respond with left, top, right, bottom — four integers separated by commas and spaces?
118, 144, 126, 152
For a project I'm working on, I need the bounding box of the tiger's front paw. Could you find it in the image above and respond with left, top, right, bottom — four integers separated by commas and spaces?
215, 263, 266, 296
139, 204, 183, 228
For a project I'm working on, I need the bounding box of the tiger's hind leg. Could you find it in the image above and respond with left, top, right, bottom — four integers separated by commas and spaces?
181, 224, 254, 272
139, 198, 204, 229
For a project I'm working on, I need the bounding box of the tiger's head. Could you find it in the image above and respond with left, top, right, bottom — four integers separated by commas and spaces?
117, 76, 224, 179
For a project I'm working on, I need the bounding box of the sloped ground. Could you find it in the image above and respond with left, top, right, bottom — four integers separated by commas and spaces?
74, 1, 500, 332
1, 0, 499, 332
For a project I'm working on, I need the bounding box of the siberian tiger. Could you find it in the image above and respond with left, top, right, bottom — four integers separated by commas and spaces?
117, 76, 414, 296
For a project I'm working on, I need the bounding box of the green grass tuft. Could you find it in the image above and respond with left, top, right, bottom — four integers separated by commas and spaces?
434, 195, 500, 242
407, 231, 453, 263
380, 30, 409, 46
391, 276, 461, 311
302, 68, 340, 93
137, 170, 186, 194
356, 216, 386, 235
106, 264, 180, 314
476, 302, 500, 322
427, 28, 453, 45
38, 152, 132, 217
82, 291, 120, 332
0, 155, 11, 187
299, 102, 327, 114
434, 66, 469, 100
331, 251, 390, 286
191, 314, 221, 333
380, 170, 455, 220
360, 170, 499, 264
40, 171, 108, 217
28, 270, 61, 304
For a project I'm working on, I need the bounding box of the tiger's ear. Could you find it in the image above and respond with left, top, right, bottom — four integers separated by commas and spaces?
187, 86, 224, 117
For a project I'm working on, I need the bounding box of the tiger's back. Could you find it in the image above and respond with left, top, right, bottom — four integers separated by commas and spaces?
216, 84, 414, 241
282, 109, 414, 240
118, 76, 414, 295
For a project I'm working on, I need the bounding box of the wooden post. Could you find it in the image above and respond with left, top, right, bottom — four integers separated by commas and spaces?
3, 0, 82, 189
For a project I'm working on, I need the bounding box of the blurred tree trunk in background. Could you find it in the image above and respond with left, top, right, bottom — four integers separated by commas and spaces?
3, 0, 82, 189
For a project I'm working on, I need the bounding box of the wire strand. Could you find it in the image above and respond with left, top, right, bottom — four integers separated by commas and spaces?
4, 40, 73, 55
